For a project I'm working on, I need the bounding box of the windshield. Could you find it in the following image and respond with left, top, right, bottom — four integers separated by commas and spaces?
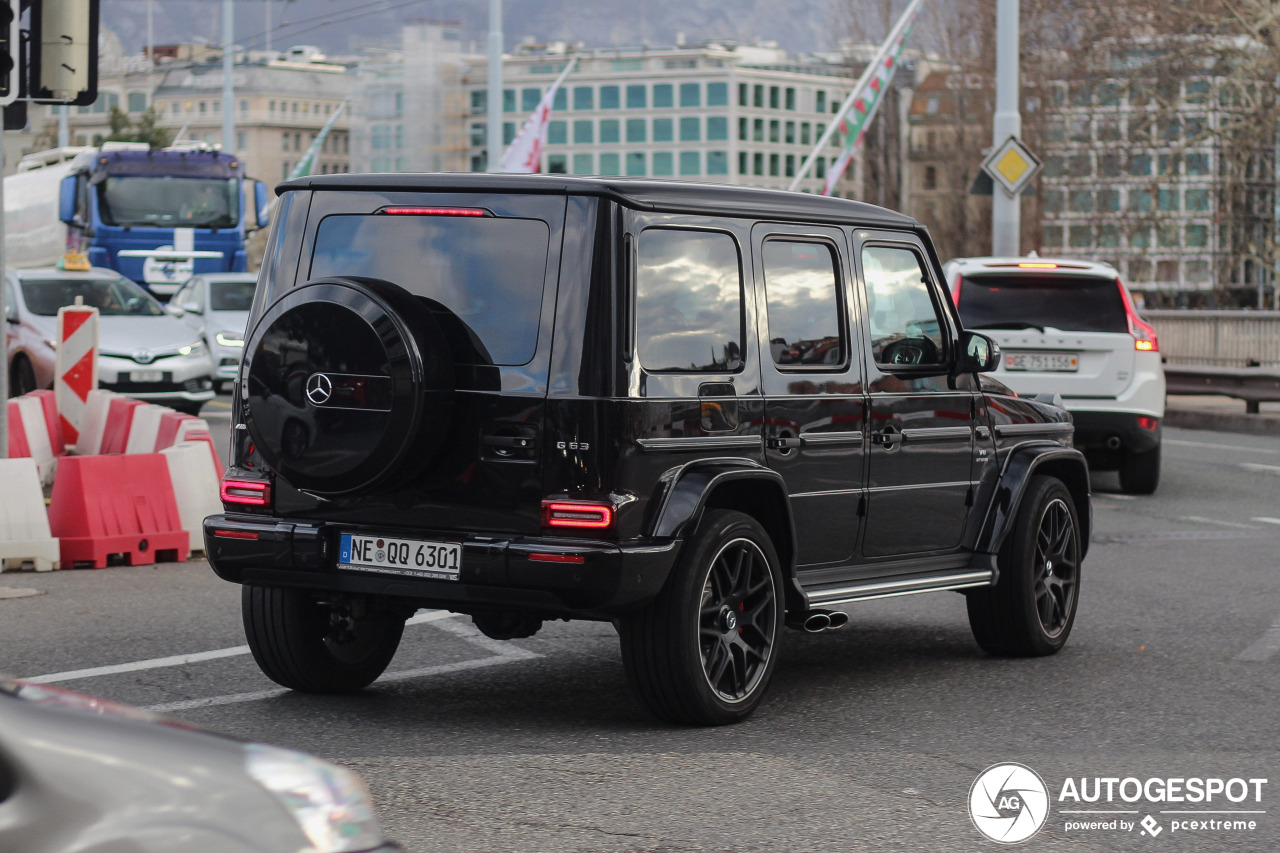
97, 176, 239, 228
20, 276, 165, 317
210, 279, 257, 312
956, 273, 1129, 334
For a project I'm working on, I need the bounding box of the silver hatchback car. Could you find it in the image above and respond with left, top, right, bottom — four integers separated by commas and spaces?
5, 266, 215, 413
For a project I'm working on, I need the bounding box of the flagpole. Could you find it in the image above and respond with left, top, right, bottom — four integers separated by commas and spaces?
788, 0, 923, 192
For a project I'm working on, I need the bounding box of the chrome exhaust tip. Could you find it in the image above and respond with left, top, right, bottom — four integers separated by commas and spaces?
825, 610, 849, 630
803, 612, 832, 632
1106, 435, 1122, 450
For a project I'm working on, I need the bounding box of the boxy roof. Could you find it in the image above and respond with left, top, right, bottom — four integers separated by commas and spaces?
279, 172, 919, 230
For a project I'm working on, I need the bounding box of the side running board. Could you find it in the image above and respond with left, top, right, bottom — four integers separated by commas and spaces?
804, 568, 995, 608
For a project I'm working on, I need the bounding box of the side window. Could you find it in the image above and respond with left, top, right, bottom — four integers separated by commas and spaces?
636, 229, 743, 372
862, 244, 946, 367
762, 239, 844, 367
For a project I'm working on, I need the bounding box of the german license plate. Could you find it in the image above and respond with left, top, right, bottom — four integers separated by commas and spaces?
130, 370, 165, 382
338, 533, 461, 581
1004, 352, 1078, 372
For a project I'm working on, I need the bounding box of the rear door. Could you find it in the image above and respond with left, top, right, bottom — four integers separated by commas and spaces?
752, 223, 865, 570
956, 272, 1135, 398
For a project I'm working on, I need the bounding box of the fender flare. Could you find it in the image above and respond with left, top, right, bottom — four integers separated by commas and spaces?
975, 442, 1092, 558
644, 458, 804, 610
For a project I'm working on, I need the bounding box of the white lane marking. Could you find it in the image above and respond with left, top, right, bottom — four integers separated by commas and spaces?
1236, 616, 1280, 662
1239, 463, 1280, 475
25, 610, 458, 684
1166, 439, 1280, 456
1253, 517, 1280, 526
1179, 516, 1259, 530
1094, 494, 1137, 501
144, 618, 540, 714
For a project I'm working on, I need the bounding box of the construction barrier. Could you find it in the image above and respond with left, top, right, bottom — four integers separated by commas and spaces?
48, 453, 190, 568
8, 397, 57, 485
55, 303, 100, 446
27, 390, 66, 457
0, 458, 60, 572
97, 397, 145, 455
74, 389, 118, 455
124, 404, 171, 454
161, 441, 223, 554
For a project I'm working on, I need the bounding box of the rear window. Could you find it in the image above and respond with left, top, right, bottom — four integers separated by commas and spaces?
310, 214, 550, 366
209, 279, 257, 312
956, 273, 1128, 333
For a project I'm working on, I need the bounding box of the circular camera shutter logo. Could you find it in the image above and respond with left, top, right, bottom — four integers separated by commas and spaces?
306, 372, 334, 406
969, 763, 1050, 844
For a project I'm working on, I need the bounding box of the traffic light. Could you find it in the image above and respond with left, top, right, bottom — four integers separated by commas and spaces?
0, 0, 18, 106
30, 0, 97, 106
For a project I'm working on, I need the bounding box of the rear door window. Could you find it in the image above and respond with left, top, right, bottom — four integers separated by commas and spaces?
957, 274, 1128, 333
636, 228, 744, 372
762, 239, 845, 368
309, 214, 550, 366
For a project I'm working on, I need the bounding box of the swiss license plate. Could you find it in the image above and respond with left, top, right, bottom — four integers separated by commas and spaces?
130, 370, 165, 382
1005, 352, 1079, 372
338, 533, 461, 581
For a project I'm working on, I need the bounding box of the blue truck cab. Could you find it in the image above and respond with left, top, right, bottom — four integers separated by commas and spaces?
57, 143, 270, 299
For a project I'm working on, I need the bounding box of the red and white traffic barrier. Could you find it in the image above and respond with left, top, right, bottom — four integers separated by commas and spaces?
7, 397, 57, 485
0, 458, 60, 572
55, 303, 99, 447
124, 404, 172, 454
161, 441, 223, 555
74, 389, 119, 456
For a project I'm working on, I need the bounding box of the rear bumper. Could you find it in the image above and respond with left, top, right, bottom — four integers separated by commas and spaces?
1070, 410, 1161, 455
203, 514, 678, 620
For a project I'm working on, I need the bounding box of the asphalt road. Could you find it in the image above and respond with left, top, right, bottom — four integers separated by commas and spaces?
2, 422, 1278, 852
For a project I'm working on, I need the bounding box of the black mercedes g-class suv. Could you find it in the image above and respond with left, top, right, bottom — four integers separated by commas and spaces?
206, 174, 1090, 726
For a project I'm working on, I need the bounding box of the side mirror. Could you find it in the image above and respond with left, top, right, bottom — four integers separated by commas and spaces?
254, 180, 271, 229
958, 330, 1000, 373
166, 304, 185, 317
58, 176, 78, 224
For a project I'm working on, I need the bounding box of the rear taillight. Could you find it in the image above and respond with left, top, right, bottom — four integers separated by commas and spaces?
1137, 416, 1160, 431
1118, 278, 1159, 352
541, 500, 614, 530
220, 476, 272, 508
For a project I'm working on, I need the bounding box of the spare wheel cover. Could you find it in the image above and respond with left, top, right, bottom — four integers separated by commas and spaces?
243, 276, 453, 495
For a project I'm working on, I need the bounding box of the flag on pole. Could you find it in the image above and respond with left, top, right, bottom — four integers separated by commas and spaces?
497, 56, 579, 173
821, 6, 920, 195
288, 101, 348, 180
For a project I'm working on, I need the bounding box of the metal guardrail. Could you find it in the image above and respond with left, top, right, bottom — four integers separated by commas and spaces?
1163, 365, 1280, 414
1146, 310, 1280, 369
1146, 311, 1280, 412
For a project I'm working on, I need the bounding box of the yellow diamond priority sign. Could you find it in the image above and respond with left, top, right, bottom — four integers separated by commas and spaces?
981, 135, 1042, 198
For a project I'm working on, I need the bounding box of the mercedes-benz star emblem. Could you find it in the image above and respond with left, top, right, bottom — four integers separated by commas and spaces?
306, 372, 334, 406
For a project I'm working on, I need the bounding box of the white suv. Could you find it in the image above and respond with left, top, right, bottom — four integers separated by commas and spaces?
943, 256, 1165, 494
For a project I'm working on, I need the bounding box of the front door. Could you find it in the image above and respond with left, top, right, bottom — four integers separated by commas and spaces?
856, 237, 976, 558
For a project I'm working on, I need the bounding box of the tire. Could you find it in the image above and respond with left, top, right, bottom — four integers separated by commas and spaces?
242, 586, 406, 692
10, 356, 37, 397
1119, 444, 1160, 495
618, 509, 784, 726
967, 475, 1081, 656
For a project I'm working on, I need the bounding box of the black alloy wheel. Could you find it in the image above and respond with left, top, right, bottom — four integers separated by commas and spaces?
967, 475, 1081, 656
699, 535, 779, 703
1031, 494, 1079, 639
619, 509, 784, 726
